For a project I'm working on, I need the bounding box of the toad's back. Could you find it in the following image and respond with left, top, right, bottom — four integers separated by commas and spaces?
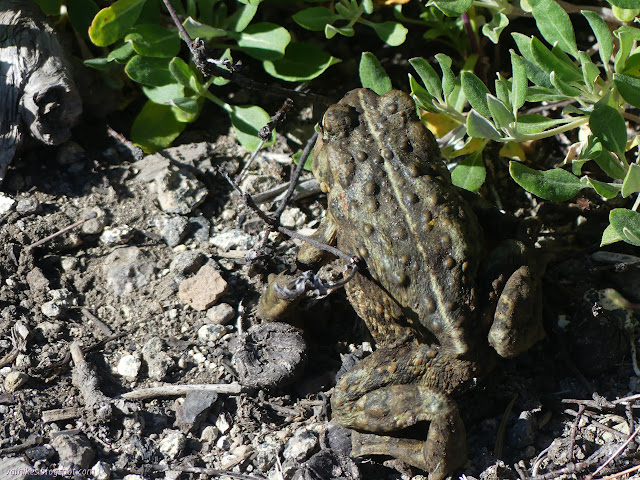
312, 89, 483, 354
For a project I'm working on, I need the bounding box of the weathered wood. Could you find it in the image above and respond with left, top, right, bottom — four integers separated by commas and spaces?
0, 0, 82, 183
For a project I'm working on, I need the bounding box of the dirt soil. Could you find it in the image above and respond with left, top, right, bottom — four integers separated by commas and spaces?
2, 11, 640, 480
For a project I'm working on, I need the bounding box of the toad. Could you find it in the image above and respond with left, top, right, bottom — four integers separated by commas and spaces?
259, 88, 545, 480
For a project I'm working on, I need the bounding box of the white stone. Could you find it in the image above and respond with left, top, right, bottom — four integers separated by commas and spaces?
197, 324, 227, 343
283, 429, 318, 462
91, 461, 111, 480
116, 354, 141, 380
158, 430, 186, 460
0, 193, 16, 214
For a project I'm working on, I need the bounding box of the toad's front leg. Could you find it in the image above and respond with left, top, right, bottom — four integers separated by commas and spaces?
331, 340, 473, 480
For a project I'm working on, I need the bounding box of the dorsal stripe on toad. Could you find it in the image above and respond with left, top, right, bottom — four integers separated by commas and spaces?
357, 89, 468, 356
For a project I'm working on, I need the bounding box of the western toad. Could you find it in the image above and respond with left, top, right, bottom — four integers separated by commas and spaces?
259, 88, 544, 480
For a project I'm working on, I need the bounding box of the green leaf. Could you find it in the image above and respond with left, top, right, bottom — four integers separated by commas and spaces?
482, 12, 509, 44
579, 52, 600, 91
230, 105, 274, 151
409, 58, 442, 99
607, 0, 640, 8
525, 85, 571, 102
432, 0, 473, 16
589, 105, 627, 160
225, 3, 258, 32
125, 24, 180, 57
549, 71, 583, 97
600, 223, 623, 246
107, 41, 136, 63
359, 52, 392, 95
514, 114, 571, 134
369, 22, 408, 47
325, 24, 355, 39
595, 150, 626, 179
293, 7, 339, 31
466, 110, 502, 140
487, 95, 515, 128
171, 97, 202, 118
125, 56, 174, 86
67, 0, 99, 40
182, 17, 226, 39
451, 150, 486, 191
622, 163, 640, 197
263, 42, 341, 82
435, 54, 455, 97
89, 0, 147, 47
622, 53, 640, 75
609, 208, 640, 246
169, 57, 200, 92
495, 74, 511, 106
614, 73, 640, 108
142, 83, 185, 104
409, 75, 437, 112
131, 101, 187, 153
530, 37, 582, 83
529, 0, 578, 58
580, 136, 603, 160
461, 71, 491, 118
582, 11, 613, 70
236, 23, 290, 61
612, 6, 640, 22
510, 52, 528, 112
587, 177, 621, 198
509, 162, 583, 200
614, 26, 640, 73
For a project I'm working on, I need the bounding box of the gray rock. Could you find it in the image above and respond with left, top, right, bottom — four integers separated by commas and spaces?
197, 324, 228, 343
142, 337, 175, 381
0, 457, 33, 480
51, 433, 95, 469
103, 247, 155, 296
188, 216, 210, 243
206, 303, 235, 325
158, 430, 186, 460
156, 215, 190, 247
155, 167, 207, 215
175, 390, 218, 433
253, 435, 283, 472
25, 444, 55, 462
509, 410, 538, 448
209, 229, 253, 251
169, 251, 207, 276
26, 267, 49, 294
15, 197, 40, 214
283, 429, 318, 462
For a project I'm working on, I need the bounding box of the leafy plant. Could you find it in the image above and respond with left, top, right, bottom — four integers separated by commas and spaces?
293, 0, 408, 47
78, 0, 341, 152
398, 0, 640, 246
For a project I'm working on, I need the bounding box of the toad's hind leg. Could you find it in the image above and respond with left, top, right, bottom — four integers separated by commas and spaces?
331, 342, 469, 480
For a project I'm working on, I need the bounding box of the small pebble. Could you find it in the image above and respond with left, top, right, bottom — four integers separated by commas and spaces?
0, 193, 16, 214
206, 303, 235, 325
56, 141, 86, 165
283, 429, 318, 462
169, 251, 207, 276
156, 215, 189, 247
117, 354, 142, 380
91, 461, 111, 480
200, 425, 220, 443
4, 371, 29, 392
15, 197, 40, 214
280, 207, 306, 228
51, 433, 95, 469
158, 430, 186, 460
155, 167, 208, 215
209, 230, 253, 252
215, 412, 232, 434
197, 324, 228, 343
100, 225, 133, 246
178, 264, 228, 311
